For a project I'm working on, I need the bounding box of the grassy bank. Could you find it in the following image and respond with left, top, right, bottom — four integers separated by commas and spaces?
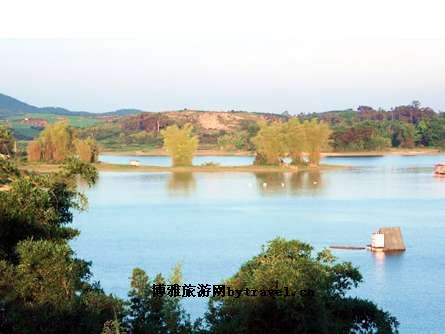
20, 161, 346, 174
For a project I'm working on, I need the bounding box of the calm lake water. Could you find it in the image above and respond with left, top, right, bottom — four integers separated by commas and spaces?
72, 154, 445, 333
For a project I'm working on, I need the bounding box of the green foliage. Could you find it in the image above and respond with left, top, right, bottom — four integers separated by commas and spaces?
102, 319, 127, 334
0, 125, 15, 156
303, 119, 331, 166
331, 122, 391, 151
0, 157, 97, 258
0, 157, 99, 262
13, 240, 88, 308
217, 132, 249, 151
284, 118, 306, 165
252, 121, 286, 165
0, 159, 122, 334
390, 122, 415, 148
203, 238, 398, 334
161, 124, 198, 166
27, 122, 100, 163
60, 156, 99, 186
39, 122, 74, 161
252, 119, 331, 166
0, 159, 20, 185
126, 265, 192, 334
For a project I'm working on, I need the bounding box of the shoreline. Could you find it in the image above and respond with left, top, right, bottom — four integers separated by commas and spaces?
101, 148, 442, 157
20, 162, 347, 174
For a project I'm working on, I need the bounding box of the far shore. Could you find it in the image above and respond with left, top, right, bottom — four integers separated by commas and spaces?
101, 147, 442, 157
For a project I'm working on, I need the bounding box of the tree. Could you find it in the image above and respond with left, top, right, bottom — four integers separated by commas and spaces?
390, 122, 415, 148
217, 132, 249, 151
303, 119, 331, 166
161, 124, 198, 166
284, 118, 306, 165
0, 158, 120, 334
252, 121, 286, 165
0, 125, 15, 156
204, 238, 399, 334
126, 265, 192, 334
38, 122, 74, 162
74, 138, 100, 163
27, 123, 100, 163
27, 122, 75, 162
26, 140, 41, 161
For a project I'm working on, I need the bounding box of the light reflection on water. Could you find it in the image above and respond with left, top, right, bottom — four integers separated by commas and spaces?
73, 155, 445, 334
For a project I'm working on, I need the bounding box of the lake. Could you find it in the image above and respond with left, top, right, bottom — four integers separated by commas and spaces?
72, 154, 445, 333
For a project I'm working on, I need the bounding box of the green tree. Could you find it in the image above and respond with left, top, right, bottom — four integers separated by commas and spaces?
390, 122, 415, 148
217, 132, 249, 151
126, 265, 192, 334
0, 158, 122, 334
204, 238, 398, 334
303, 119, 331, 166
284, 118, 306, 165
161, 124, 198, 166
0, 125, 15, 156
38, 122, 74, 162
252, 121, 286, 165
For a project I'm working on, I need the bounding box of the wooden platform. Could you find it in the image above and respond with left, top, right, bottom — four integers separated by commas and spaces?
378, 227, 406, 251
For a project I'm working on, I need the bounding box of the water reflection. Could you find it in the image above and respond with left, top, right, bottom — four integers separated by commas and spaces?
254, 173, 286, 193
167, 172, 196, 195
371, 251, 405, 290
255, 171, 324, 195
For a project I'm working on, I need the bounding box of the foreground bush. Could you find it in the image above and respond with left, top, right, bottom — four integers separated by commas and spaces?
203, 238, 398, 334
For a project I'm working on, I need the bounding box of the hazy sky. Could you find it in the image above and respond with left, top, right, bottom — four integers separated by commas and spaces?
1, 0, 444, 114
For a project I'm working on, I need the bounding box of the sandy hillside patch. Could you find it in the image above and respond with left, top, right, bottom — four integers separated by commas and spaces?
198, 112, 229, 130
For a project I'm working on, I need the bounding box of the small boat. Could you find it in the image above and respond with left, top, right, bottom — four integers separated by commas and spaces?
434, 164, 445, 175
129, 160, 141, 166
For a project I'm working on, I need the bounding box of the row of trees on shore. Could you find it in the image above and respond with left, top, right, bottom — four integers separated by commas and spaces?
26, 122, 99, 163
252, 119, 331, 166
68, 101, 445, 152
161, 119, 331, 167
1, 117, 327, 168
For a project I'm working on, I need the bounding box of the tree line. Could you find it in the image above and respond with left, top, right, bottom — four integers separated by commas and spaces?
312, 102, 445, 151
70, 101, 445, 153
26, 122, 99, 163
161, 119, 331, 167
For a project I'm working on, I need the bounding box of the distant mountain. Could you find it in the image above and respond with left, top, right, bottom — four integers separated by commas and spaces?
0, 93, 143, 118
0, 93, 39, 115
0, 93, 90, 117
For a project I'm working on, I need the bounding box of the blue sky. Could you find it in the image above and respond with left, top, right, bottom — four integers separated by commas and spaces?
1, 1, 444, 114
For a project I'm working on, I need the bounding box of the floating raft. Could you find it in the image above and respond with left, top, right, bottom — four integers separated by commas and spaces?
329, 226, 406, 253
368, 227, 406, 252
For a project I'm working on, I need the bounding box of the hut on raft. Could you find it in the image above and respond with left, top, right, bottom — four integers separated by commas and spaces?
369, 227, 406, 252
